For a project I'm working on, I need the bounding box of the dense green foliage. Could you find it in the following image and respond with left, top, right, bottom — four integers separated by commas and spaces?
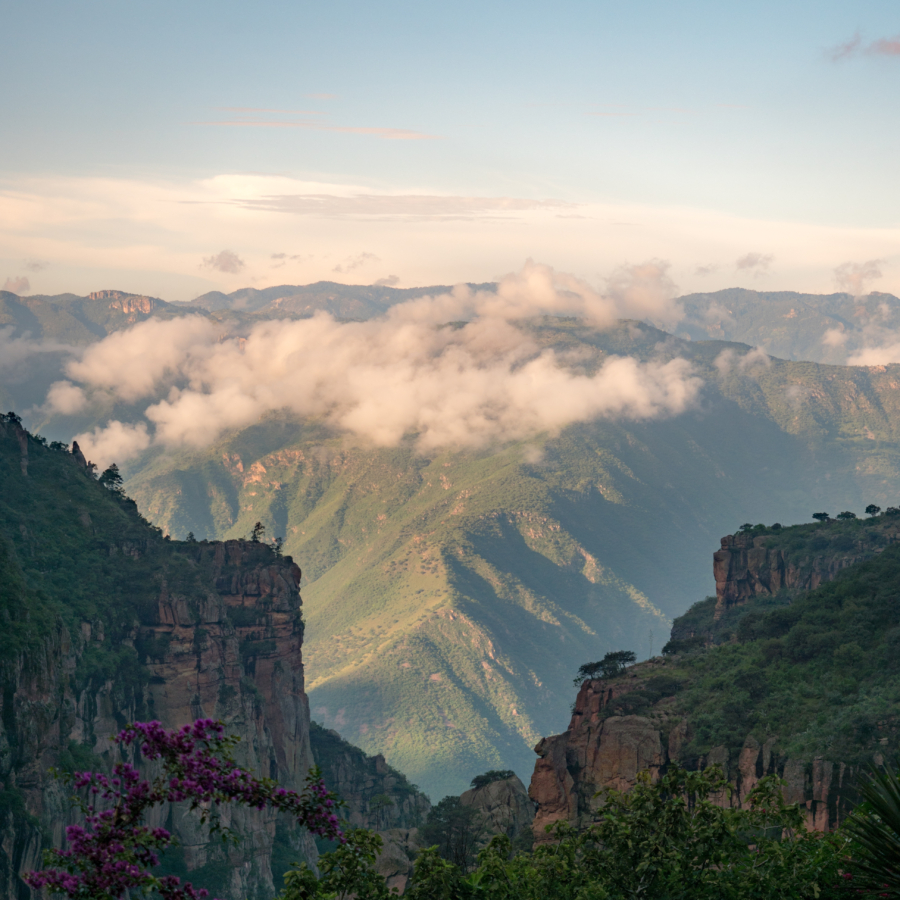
843, 763, 900, 895
277, 766, 855, 900
420, 798, 487, 871
574, 651, 636, 684
680, 546, 900, 762
603, 516, 900, 772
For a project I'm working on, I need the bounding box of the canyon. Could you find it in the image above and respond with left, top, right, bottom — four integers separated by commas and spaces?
0, 418, 428, 900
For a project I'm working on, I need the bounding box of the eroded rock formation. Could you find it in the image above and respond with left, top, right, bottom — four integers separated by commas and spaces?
528, 526, 892, 842
714, 527, 900, 617
529, 677, 858, 841
459, 775, 534, 841
1, 540, 318, 900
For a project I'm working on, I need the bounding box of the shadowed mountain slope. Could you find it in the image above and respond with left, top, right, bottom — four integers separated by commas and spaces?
116, 319, 900, 796
677, 288, 900, 364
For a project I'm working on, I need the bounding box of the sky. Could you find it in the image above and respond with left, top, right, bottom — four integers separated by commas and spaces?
1, 0, 899, 301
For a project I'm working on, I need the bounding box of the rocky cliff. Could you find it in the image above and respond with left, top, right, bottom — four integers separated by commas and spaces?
713, 523, 900, 617
529, 675, 857, 841
0, 417, 321, 900
528, 519, 900, 842
309, 722, 431, 831
460, 775, 535, 842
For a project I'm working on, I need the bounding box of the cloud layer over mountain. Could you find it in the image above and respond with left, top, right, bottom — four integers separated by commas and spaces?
46, 263, 703, 467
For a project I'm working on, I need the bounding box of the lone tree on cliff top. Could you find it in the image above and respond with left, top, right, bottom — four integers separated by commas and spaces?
574, 650, 636, 685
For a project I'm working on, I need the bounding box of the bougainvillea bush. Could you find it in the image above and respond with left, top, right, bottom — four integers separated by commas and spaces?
25, 718, 343, 900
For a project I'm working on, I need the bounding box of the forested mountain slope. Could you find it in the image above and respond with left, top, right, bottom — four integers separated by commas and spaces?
531, 515, 900, 836
115, 319, 900, 796
0, 415, 322, 900
677, 288, 900, 364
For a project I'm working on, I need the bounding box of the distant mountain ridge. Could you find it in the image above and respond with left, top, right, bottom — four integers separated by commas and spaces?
676, 288, 900, 364
186, 281, 497, 319
6, 283, 900, 366
0, 287, 193, 345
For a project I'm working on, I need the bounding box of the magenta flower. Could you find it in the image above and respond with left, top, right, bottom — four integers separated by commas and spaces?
25, 718, 343, 900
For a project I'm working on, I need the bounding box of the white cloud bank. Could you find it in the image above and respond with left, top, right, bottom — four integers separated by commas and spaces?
58, 263, 703, 467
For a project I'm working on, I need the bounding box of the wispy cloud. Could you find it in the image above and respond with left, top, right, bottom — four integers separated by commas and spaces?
586, 104, 698, 119
332, 252, 379, 274
830, 32, 900, 60
870, 37, 900, 56
225, 193, 575, 220
695, 263, 719, 277
735, 252, 773, 275
201, 249, 245, 274
605, 259, 682, 328
197, 108, 437, 141
714, 346, 770, 376
374, 275, 400, 287
834, 259, 883, 296
217, 106, 326, 115
25, 259, 49, 272
2, 276, 30, 294
270, 251, 306, 269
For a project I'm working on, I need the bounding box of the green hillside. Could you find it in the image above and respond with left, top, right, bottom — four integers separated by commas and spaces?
604, 514, 900, 769
114, 319, 900, 797
0, 416, 236, 740
677, 288, 900, 364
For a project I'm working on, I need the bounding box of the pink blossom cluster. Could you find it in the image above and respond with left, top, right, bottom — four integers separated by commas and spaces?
25, 718, 344, 900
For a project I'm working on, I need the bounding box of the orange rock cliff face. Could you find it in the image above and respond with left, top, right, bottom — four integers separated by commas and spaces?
0, 540, 318, 900
527, 530, 879, 841
528, 677, 857, 841
713, 529, 899, 618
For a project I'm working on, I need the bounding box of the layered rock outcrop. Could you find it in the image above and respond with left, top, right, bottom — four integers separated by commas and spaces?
714, 526, 900, 617
88, 289, 163, 315
528, 525, 897, 842
529, 677, 857, 841
373, 829, 423, 895
0, 538, 318, 900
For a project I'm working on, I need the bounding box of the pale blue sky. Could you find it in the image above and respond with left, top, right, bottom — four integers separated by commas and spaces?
1, 0, 898, 298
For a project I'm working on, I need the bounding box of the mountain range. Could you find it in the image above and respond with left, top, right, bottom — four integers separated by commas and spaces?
7, 282, 900, 796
